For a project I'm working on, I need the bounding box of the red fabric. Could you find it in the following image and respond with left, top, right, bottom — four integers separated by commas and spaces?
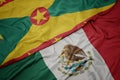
83, 0, 120, 80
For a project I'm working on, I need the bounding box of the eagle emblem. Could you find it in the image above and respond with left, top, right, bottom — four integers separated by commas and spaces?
58, 44, 93, 75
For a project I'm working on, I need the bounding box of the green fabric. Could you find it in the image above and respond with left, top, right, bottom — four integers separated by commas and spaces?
0, 17, 32, 64
48, 0, 116, 16
0, 52, 57, 80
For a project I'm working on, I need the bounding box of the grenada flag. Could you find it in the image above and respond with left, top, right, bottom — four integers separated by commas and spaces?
0, 0, 120, 80
0, 0, 116, 68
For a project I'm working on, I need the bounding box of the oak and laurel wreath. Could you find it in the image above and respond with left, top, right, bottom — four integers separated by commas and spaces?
58, 51, 93, 76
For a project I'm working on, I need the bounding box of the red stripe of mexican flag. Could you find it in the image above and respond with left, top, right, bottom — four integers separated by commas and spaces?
83, 0, 120, 80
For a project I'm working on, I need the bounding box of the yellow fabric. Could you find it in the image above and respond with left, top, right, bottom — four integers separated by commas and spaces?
1, 3, 115, 65
0, 0, 54, 19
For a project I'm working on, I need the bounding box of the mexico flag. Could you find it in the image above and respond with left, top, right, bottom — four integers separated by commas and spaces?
0, 0, 120, 80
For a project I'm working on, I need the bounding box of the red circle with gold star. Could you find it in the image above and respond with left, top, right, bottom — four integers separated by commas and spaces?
30, 7, 50, 25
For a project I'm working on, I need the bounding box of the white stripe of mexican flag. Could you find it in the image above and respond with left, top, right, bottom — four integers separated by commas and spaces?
40, 29, 114, 80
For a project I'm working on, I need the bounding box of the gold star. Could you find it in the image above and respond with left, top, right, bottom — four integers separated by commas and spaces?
32, 9, 46, 24
0, 0, 6, 4
0, 34, 3, 40
83, 21, 87, 24
27, 52, 31, 55
54, 37, 62, 43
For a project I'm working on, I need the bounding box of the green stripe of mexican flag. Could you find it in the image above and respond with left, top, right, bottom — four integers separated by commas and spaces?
0, 52, 57, 80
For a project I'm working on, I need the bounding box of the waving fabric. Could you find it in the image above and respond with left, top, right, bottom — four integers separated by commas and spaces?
0, 0, 120, 80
